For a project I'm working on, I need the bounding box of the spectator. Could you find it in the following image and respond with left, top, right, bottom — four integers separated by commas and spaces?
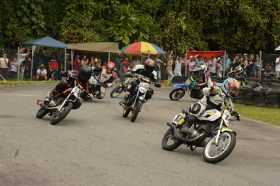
48, 57, 59, 80
172, 57, 182, 76
93, 57, 101, 68
216, 58, 223, 78
81, 56, 89, 66
187, 56, 196, 73
156, 58, 163, 80
8, 56, 18, 79
275, 55, 280, 80
36, 64, 48, 80
0, 53, 9, 78
73, 55, 81, 71
208, 57, 217, 76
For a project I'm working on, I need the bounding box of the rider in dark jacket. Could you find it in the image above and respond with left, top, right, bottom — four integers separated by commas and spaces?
121, 58, 161, 106
45, 65, 91, 106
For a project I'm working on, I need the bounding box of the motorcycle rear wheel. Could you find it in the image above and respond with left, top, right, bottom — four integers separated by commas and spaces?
50, 102, 73, 125
161, 128, 182, 151
203, 132, 236, 163
169, 88, 186, 101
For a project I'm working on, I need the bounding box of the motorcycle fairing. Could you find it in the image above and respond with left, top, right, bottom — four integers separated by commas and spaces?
199, 109, 222, 122
173, 83, 188, 89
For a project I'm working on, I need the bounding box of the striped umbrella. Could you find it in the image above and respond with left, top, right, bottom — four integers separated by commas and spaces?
121, 41, 165, 55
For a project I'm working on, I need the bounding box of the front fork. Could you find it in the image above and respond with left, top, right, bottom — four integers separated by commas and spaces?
58, 92, 72, 111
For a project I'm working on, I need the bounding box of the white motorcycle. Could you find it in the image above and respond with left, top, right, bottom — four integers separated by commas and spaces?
161, 97, 239, 163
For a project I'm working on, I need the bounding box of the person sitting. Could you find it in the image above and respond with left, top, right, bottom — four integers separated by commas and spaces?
36, 64, 48, 80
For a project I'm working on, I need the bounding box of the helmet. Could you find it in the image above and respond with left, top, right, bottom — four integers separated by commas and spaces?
144, 58, 156, 73
79, 65, 92, 83
233, 65, 243, 75
221, 78, 240, 97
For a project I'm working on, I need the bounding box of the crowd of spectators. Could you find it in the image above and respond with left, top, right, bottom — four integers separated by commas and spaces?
1, 48, 280, 83
169, 53, 280, 81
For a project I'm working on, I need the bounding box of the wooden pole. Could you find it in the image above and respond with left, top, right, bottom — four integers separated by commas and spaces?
64, 48, 67, 72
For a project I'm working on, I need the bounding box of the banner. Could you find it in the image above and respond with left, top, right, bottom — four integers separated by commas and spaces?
185, 49, 225, 59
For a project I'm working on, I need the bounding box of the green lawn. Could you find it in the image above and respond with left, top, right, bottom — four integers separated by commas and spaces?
235, 104, 280, 126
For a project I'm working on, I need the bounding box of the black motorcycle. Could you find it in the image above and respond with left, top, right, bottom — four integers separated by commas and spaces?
121, 74, 154, 122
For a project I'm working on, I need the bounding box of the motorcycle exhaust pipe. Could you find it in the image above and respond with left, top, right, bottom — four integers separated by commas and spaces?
167, 123, 207, 143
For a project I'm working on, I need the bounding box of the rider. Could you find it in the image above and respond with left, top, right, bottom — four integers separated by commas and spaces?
188, 78, 241, 120
120, 58, 161, 106
45, 65, 92, 107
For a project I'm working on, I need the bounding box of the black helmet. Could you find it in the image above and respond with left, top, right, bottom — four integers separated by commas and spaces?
79, 65, 92, 83
144, 58, 156, 73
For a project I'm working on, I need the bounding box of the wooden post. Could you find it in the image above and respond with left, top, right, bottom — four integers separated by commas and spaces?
259, 50, 262, 82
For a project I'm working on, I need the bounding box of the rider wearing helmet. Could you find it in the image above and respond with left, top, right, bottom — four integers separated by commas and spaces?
120, 58, 161, 106
191, 63, 209, 87
45, 65, 91, 107
189, 78, 240, 120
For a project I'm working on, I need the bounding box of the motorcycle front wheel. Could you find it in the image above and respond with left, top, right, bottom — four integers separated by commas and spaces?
130, 101, 142, 122
36, 107, 49, 119
203, 132, 236, 163
161, 128, 182, 151
50, 102, 73, 125
169, 88, 186, 101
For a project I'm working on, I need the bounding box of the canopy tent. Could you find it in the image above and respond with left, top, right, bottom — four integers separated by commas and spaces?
67, 42, 119, 69
185, 49, 225, 59
24, 36, 67, 79
67, 42, 119, 53
25, 36, 67, 48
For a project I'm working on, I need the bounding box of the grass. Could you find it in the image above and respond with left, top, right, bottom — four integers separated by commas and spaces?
235, 104, 280, 126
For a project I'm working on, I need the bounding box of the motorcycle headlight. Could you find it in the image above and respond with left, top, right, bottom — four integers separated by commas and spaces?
72, 87, 81, 97
139, 86, 147, 93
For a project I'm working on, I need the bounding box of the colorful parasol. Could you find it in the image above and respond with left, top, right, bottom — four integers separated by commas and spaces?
121, 41, 165, 55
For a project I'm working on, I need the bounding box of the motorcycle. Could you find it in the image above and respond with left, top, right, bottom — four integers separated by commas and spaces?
36, 80, 83, 125
169, 77, 204, 101
161, 101, 239, 163
121, 74, 153, 122
82, 68, 113, 100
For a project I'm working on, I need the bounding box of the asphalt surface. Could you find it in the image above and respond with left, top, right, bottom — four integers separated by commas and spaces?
0, 85, 280, 186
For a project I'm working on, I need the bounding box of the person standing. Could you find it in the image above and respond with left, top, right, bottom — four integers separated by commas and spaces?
73, 55, 81, 71
0, 53, 9, 79
275, 55, 280, 79
8, 57, 18, 79
173, 57, 182, 77
48, 57, 59, 80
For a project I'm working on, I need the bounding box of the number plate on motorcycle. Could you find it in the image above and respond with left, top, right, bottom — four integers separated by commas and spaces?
172, 113, 185, 125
